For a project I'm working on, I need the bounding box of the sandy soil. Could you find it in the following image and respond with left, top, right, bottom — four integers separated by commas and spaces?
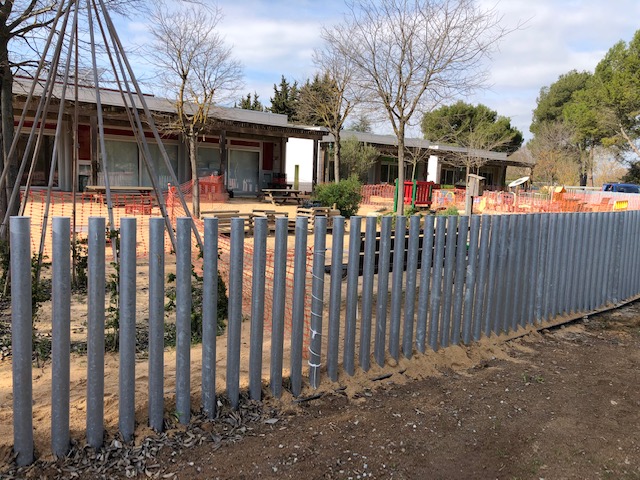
2, 301, 640, 479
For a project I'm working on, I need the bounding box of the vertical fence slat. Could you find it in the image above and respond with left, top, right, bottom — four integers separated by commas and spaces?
429, 218, 446, 351
227, 218, 244, 408
510, 215, 524, 332
402, 215, 421, 358
375, 216, 392, 366
535, 214, 549, 323
52, 217, 70, 457
119, 217, 136, 442
149, 218, 165, 429
359, 216, 376, 371
440, 215, 457, 347
451, 215, 468, 345
462, 215, 480, 344
484, 215, 500, 336
492, 216, 508, 335
270, 217, 288, 397
309, 216, 327, 388
474, 215, 491, 341
176, 217, 192, 423
416, 215, 435, 353
599, 212, 610, 307
572, 213, 586, 314
344, 216, 361, 376
603, 213, 617, 306
327, 216, 344, 381
586, 213, 599, 312
558, 214, 571, 316
11, 216, 33, 466
542, 214, 557, 321
527, 214, 541, 325
290, 217, 308, 395
631, 211, 640, 299
389, 215, 406, 360
87, 216, 105, 449
503, 215, 517, 334
548, 213, 562, 319
249, 217, 267, 400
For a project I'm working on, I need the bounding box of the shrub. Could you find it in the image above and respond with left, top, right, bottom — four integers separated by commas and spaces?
437, 205, 459, 216
312, 176, 362, 217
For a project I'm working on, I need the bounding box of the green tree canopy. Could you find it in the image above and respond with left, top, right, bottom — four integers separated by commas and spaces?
349, 114, 372, 133
338, 136, 378, 182
588, 30, 640, 157
269, 75, 299, 121
421, 101, 523, 154
530, 70, 591, 135
236, 92, 264, 111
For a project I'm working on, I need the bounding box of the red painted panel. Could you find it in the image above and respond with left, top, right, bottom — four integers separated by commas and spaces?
263, 142, 274, 170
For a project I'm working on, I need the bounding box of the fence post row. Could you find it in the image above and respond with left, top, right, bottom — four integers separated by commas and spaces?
9, 210, 640, 463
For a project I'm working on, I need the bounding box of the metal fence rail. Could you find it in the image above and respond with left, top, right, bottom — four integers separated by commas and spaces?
9, 210, 640, 465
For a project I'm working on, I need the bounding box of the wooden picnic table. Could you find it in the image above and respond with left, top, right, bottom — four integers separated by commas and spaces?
85, 186, 156, 210
85, 185, 155, 195
262, 188, 306, 206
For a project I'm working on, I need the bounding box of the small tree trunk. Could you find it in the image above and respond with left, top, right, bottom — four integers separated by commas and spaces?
464, 165, 472, 215
189, 133, 200, 218
333, 130, 341, 183
395, 124, 405, 214
0, 35, 14, 229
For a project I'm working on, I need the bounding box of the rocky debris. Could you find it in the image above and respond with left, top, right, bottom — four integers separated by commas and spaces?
1, 398, 271, 479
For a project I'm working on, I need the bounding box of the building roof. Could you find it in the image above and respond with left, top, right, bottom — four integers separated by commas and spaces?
13, 76, 326, 139
321, 130, 534, 167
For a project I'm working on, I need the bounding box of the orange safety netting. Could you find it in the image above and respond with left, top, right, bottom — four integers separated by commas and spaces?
431, 188, 640, 214
360, 183, 395, 206
20, 178, 314, 347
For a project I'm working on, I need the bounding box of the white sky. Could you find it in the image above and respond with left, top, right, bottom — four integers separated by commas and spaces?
122, 0, 640, 142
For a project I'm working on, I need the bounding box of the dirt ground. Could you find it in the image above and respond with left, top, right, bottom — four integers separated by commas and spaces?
3, 300, 640, 479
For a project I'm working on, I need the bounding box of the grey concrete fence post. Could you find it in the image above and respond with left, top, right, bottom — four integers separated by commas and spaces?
148, 218, 165, 431
359, 216, 377, 371
52, 217, 71, 458
202, 217, 219, 416
119, 217, 136, 442
249, 217, 266, 401
344, 216, 361, 376
270, 217, 288, 397
227, 218, 244, 409
86, 216, 106, 449
176, 217, 192, 424
309, 216, 327, 388
11, 216, 34, 465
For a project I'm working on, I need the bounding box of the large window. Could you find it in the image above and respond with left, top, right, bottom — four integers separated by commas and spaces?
196, 145, 221, 177
100, 140, 138, 186
228, 149, 260, 195
98, 139, 179, 188
141, 143, 179, 188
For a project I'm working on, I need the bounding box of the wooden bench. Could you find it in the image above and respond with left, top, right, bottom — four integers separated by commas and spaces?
200, 210, 253, 235
252, 209, 289, 234
293, 206, 338, 232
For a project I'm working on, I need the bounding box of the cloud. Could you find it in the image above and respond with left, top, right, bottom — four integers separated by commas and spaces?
121, 0, 640, 140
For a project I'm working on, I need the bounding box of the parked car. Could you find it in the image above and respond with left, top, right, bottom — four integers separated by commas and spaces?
602, 183, 640, 193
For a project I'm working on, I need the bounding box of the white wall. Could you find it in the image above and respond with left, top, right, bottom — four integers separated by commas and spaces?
285, 138, 314, 185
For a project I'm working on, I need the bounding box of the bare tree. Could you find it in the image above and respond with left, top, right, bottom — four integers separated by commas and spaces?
148, 0, 243, 217
323, 0, 512, 212
0, 0, 145, 223
528, 121, 579, 186
297, 45, 358, 183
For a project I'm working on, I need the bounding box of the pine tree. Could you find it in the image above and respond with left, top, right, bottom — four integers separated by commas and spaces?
237, 92, 264, 111
269, 75, 299, 121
